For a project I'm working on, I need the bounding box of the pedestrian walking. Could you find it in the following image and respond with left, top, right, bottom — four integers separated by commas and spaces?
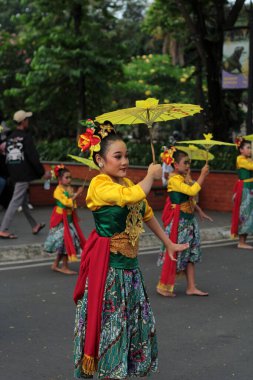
0, 110, 49, 239
231, 137, 253, 248
156, 148, 209, 297
44, 165, 86, 274
72, 120, 189, 379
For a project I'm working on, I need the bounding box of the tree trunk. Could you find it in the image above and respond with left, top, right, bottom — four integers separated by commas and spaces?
204, 40, 228, 140
72, 3, 87, 137
162, 33, 170, 55
169, 37, 185, 66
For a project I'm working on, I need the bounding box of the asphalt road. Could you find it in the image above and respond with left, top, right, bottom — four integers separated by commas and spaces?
1, 243, 253, 380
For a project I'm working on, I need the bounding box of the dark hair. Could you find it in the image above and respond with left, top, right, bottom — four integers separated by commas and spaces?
171, 149, 188, 168
58, 168, 70, 179
238, 139, 250, 153
92, 122, 123, 166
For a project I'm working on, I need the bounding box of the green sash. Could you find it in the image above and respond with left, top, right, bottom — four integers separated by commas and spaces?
93, 205, 145, 269
168, 191, 194, 220
55, 200, 73, 222
237, 168, 253, 189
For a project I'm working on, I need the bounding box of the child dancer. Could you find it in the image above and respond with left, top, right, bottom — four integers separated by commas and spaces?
73, 120, 189, 379
231, 138, 253, 248
44, 165, 86, 274
156, 148, 209, 297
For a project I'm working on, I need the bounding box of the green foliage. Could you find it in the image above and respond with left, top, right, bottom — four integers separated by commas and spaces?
190, 146, 237, 171
0, 0, 127, 137
38, 136, 237, 172
37, 138, 80, 161
112, 54, 196, 109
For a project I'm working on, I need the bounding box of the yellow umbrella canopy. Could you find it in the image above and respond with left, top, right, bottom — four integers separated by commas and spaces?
178, 133, 236, 161
95, 98, 202, 163
175, 145, 214, 161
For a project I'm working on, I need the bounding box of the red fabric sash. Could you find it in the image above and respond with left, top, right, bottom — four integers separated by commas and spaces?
49, 207, 86, 259
159, 200, 180, 290
162, 196, 175, 227
73, 230, 110, 375
231, 180, 243, 237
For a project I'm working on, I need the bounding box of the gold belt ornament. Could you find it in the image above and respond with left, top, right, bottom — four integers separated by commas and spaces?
55, 206, 73, 215
243, 178, 253, 183
110, 232, 138, 258
171, 200, 194, 214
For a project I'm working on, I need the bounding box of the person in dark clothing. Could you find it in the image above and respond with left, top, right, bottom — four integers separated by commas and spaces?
0, 122, 8, 196
0, 110, 50, 239
0, 122, 14, 208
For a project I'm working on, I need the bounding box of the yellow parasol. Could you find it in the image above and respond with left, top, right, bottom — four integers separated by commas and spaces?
178, 133, 236, 162
175, 145, 214, 161
95, 98, 202, 163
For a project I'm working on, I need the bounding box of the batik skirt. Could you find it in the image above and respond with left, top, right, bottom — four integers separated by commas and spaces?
238, 187, 253, 235
74, 266, 158, 379
157, 215, 201, 272
44, 222, 82, 255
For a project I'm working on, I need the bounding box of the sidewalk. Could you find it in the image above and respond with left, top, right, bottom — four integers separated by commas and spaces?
0, 206, 232, 262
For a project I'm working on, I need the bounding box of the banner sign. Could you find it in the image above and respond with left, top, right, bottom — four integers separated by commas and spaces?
222, 28, 249, 89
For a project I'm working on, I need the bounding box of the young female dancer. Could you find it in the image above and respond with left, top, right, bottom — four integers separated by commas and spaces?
44, 165, 86, 274
231, 138, 253, 248
73, 121, 189, 379
157, 148, 209, 297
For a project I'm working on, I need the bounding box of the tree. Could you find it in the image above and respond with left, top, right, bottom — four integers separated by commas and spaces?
2, 0, 125, 138
0, 0, 28, 120
144, 0, 247, 140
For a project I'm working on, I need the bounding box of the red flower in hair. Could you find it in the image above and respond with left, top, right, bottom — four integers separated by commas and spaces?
78, 128, 101, 154
160, 147, 176, 165
235, 136, 244, 148
53, 164, 65, 178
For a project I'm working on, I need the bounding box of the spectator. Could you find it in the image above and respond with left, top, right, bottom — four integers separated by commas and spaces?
0, 110, 50, 239
0, 122, 8, 196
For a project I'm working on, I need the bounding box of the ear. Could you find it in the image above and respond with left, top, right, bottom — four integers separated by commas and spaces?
173, 161, 179, 170
95, 153, 103, 166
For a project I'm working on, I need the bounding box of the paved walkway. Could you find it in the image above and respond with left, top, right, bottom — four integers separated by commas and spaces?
0, 206, 233, 261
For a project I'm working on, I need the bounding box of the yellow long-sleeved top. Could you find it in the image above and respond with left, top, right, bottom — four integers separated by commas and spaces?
167, 173, 201, 196
236, 155, 253, 171
86, 174, 154, 222
54, 185, 77, 215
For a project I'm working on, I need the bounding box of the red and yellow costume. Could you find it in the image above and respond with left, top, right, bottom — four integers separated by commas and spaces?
231, 155, 253, 237
73, 174, 158, 379
157, 173, 201, 294
44, 185, 86, 261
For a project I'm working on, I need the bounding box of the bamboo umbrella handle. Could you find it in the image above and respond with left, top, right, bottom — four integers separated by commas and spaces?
205, 148, 209, 164
147, 109, 156, 164
149, 128, 156, 163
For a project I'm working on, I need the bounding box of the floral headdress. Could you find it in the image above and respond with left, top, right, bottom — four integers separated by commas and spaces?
235, 136, 245, 149
78, 119, 115, 157
51, 164, 65, 179
160, 146, 176, 165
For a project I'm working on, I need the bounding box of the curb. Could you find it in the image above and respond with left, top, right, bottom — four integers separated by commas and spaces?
0, 227, 232, 263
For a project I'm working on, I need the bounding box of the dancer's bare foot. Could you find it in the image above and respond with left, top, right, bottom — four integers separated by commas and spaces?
59, 267, 77, 275
156, 287, 176, 297
51, 264, 61, 273
237, 243, 253, 249
186, 288, 208, 296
